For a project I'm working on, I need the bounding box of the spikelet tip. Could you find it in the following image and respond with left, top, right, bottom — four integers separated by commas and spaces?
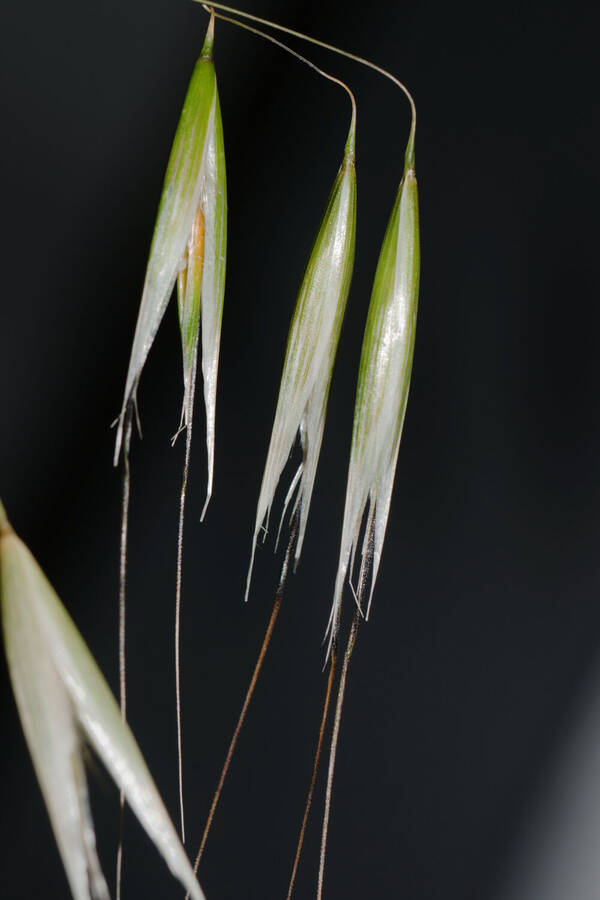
201, 8, 215, 58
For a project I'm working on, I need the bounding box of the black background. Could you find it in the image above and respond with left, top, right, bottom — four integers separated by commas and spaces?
1, 1, 599, 898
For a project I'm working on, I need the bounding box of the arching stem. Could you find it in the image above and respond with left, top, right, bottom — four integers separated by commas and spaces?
208, 9, 356, 145
317, 609, 360, 900
199, 1, 415, 164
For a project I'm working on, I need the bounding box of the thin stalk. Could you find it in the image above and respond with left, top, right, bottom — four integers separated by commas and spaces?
286, 647, 337, 900
116, 408, 132, 900
209, 10, 356, 144
317, 609, 360, 900
187, 515, 299, 891
199, 1, 415, 164
174, 398, 195, 843
118, 416, 132, 722
174, 206, 204, 843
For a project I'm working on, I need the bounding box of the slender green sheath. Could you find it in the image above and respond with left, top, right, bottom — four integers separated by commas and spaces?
114, 17, 222, 475
328, 154, 419, 652
0, 507, 206, 900
246, 122, 357, 601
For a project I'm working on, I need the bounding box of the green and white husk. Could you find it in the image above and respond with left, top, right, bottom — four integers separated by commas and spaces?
0, 502, 205, 900
246, 119, 357, 601
328, 139, 419, 653
175, 66, 227, 518
114, 14, 226, 516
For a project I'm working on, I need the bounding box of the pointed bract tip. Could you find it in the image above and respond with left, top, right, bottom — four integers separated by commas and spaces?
113, 402, 135, 468
113, 419, 123, 467
344, 114, 356, 161
202, 8, 215, 58
404, 130, 415, 171
244, 539, 257, 603
199, 489, 211, 523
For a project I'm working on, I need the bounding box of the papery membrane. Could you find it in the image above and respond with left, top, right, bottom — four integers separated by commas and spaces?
246, 132, 357, 600
0, 515, 205, 900
328, 163, 419, 655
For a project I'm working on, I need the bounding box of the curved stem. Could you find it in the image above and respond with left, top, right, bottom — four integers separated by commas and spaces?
208, 8, 356, 153
199, 2, 415, 165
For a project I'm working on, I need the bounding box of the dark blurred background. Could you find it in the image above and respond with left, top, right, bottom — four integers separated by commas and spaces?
1, 1, 599, 898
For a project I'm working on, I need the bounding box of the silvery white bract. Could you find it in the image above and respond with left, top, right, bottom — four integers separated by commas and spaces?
0, 503, 205, 900
246, 124, 357, 601
114, 15, 226, 516
328, 154, 419, 655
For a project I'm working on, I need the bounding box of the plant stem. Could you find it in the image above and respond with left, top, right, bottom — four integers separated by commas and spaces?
174, 404, 195, 843
286, 646, 337, 900
187, 514, 299, 890
199, 1, 415, 165
174, 200, 205, 843
317, 609, 360, 900
209, 10, 356, 147
116, 407, 132, 900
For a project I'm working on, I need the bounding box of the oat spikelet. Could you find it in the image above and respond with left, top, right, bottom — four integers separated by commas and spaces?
114, 13, 227, 515
0, 504, 205, 900
246, 121, 357, 601
327, 143, 420, 656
